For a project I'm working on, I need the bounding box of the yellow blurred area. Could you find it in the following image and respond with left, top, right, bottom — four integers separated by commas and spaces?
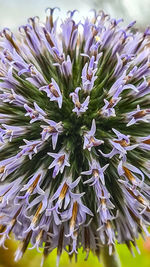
0, 238, 150, 267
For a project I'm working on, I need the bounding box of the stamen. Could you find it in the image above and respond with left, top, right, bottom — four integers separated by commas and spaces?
114, 139, 129, 147
4, 50, 13, 61
43, 29, 55, 47
133, 110, 147, 119
29, 65, 37, 75
32, 111, 39, 119
36, 229, 44, 243
143, 139, 150, 145
3, 29, 20, 53
59, 183, 69, 201
101, 198, 106, 206
107, 98, 116, 108
75, 100, 81, 109
32, 202, 43, 225
87, 73, 93, 81
49, 84, 60, 97
106, 220, 111, 229
93, 169, 99, 178
70, 201, 78, 229
0, 166, 5, 174
48, 126, 57, 133
89, 136, 95, 144
58, 155, 65, 166
27, 174, 41, 194
123, 166, 137, 184
127, 188, 149, 206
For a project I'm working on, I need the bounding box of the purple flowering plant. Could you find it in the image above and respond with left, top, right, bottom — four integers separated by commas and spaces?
0, 7, 150, 267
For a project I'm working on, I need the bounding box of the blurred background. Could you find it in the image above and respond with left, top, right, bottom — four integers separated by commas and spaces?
0, 0, 150, 266
0, 0, 150, 30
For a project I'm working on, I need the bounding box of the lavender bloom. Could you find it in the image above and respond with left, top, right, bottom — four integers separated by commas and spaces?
54, 55, 72, 77
0, 156, 23, 181
118, 160, 145, 187
120, 182, 150, 216
0, 9, 150, 267
47, 176, 81, 212
136, 135, 150, 150
61, 13, 78, 51
0, 88, 26, 106
0, 124, 26, 142
41, 119, 63, 149
83, 119, 104, 151
127, 105, 150, 126
16, 170, 44, 204
61, 55, 72, 77
0, 177, 22, 205
17, 139, 43, 160
70, 87, 90, 116
0, 113, 12, 123
135, 77, 150, 98
0, 65, 19, 89
19, 64, 47, 87
39, 78, 62, 108
24, 102, 46, 123
82, 158, 115, 254
62, 193, 93, 254
108, 69, 139, 98
97, 193, 115, 225
18, 24, 42, 56
99, 128, 138, 160
101, 97, 121, 117
82, 55, 98, 92
23, 193, 49, 233
81, 160, 109, 185
48, 151, 70, 178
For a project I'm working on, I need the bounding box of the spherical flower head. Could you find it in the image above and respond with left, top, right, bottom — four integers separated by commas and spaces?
0, 7, 150, 266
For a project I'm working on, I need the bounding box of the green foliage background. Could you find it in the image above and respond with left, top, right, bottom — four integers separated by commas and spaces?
0, 238, 150, 267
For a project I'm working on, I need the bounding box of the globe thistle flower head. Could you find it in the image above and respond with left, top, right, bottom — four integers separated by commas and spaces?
0, 7, 150, 265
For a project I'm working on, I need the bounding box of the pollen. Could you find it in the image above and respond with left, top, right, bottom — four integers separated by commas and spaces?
123, 166, 137, 184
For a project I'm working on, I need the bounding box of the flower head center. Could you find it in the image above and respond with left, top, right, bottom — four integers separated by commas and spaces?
93, 169, 99, 177
58, 155, 65, 166
49, 84, 60, 97
114, 139, 129, 147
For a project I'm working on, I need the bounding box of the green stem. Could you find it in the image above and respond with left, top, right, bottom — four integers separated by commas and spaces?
101, 246, 121, 267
